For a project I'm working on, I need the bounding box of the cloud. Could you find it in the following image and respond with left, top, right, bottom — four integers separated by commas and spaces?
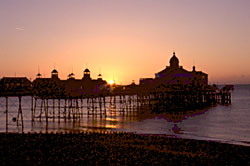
15, 27, 24, 31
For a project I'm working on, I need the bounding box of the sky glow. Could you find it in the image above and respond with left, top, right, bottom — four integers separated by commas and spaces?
0, 0, 249, 84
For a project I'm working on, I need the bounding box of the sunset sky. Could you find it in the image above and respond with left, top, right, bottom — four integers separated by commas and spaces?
0, 0, 249, 84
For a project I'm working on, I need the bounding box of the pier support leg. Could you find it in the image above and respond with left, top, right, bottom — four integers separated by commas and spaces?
58, 99, 60, 123
40, 99, 43, 122
64, 99, 67, 121
17, 96, 24, 132
33, 98, 37, 122
31, 96, 34, 128
45, 99, 48, 123
6, 96, 8, 133
87, 98, 90, 117
103, 97, 106, 117
99, 97, 102, 118
53, 99, 55, 122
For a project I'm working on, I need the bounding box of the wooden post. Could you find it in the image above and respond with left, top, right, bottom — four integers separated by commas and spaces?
92, 98, 95, 116
68, 99, 72, 119
64, 99, 67, 121
53, 98, 55, 121
33, 98, 37, 122
31, 96, 34, 122
45, 99, 48, 123
18, 96, 24, 131
120, 95, 123, 115
40, 99, 43, 121
87, 98, 90, 117
99, 97, 102, 117
76, 99, 79, 119
103, 97, 106, 117
80, 98, 83, 118
58, 99, 60, 123
114, 96, 116, 109
6, 96, 8, 133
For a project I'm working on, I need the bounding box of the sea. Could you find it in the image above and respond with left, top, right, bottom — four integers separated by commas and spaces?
1, 84, 250, 146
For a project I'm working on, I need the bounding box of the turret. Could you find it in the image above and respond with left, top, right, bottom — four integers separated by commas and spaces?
51, 69, 58, 79
97, 73, 102, 80
83, 68, 91, 80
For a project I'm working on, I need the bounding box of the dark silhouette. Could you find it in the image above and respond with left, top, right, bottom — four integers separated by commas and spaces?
0, 53, 237, 165
0, 53, 232, 110
32, 68, 107, 98
0, 132, 249, 165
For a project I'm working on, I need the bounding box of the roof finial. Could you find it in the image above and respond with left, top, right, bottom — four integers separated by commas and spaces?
99, 67, 101, 75
173, 50, 175, 56
37, 65, 42, 78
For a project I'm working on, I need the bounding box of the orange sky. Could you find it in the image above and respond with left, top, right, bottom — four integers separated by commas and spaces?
0, 0, 249, 84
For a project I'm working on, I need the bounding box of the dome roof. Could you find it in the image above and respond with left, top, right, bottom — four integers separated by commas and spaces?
84, 68, 90, 72
51, 69, 58, 73
170, 52, 179, 68
68, 73, 75, 77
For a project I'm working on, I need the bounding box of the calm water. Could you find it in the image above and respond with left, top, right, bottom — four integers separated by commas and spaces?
1, 84, 250, 146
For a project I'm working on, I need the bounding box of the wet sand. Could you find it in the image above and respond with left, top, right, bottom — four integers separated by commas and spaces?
0, 132, 249, 165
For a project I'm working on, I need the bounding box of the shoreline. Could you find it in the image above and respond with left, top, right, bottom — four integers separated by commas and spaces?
0, 131, 249, 165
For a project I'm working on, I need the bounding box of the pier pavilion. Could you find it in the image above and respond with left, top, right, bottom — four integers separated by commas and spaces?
32, 68, 107, 98
140, 52, 208, 86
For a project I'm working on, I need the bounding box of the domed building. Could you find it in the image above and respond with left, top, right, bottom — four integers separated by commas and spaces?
140, 52, 208, 86
33, 67, 107, 98
155, 52, 208, 85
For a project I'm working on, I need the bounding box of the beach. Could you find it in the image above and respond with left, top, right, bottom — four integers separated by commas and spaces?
0, 131, 249, 165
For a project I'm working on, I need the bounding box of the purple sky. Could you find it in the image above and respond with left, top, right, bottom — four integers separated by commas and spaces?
0, 0, 249, 84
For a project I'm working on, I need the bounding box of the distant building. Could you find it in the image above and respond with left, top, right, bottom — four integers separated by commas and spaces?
0, 77, 32, 96
32, 67, 107, 98
140, 52, 208, 86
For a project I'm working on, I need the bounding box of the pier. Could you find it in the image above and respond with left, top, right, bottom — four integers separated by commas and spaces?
0, 82, 232, 132
0, 52, 233, 132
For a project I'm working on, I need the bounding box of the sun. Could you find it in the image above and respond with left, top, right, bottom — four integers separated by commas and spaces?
109, 80, 115, 85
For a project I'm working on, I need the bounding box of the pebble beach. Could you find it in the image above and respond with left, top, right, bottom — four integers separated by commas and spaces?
0, 132, 249, 165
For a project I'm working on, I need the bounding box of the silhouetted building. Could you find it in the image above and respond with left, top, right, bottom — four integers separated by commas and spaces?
140, 52, 208, 86
32, 68, 107, 98
0, 77, 32, 96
